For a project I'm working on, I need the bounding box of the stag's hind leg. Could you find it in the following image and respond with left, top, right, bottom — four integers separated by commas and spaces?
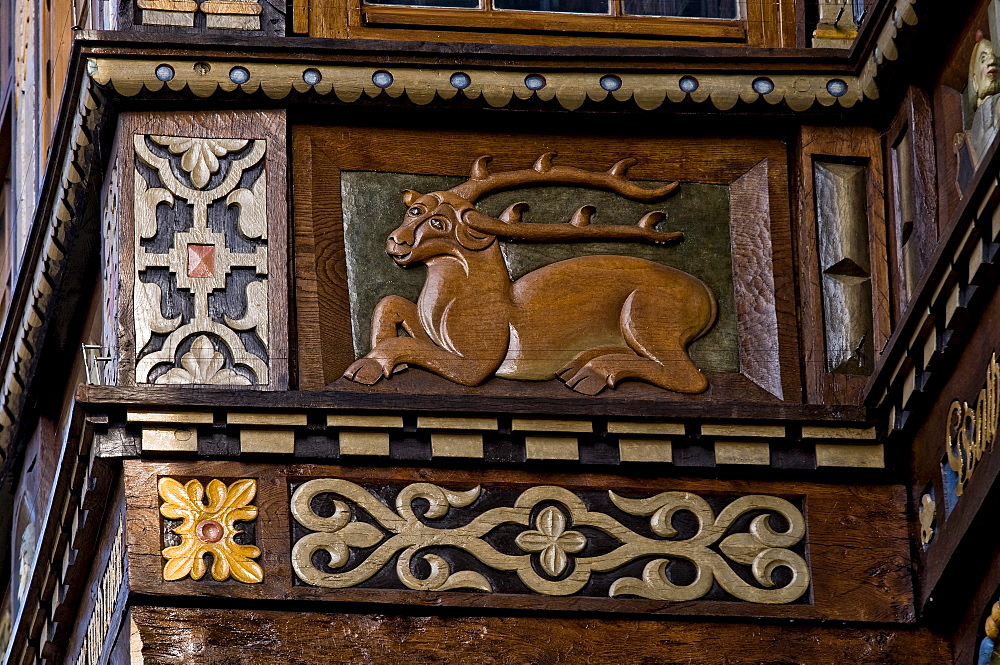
556, 346, 634, 382
562, 289, 711, 395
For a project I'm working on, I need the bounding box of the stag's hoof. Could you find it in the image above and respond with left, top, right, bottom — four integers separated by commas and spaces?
343, 358, 388, 385
561, 367, 612, 396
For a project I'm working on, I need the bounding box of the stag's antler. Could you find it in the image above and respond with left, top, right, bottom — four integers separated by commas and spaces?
449, 152, 678, 202
455, 153, 683, 245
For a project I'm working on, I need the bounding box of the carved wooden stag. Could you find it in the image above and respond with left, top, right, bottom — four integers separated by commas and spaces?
344, 153, 718, 395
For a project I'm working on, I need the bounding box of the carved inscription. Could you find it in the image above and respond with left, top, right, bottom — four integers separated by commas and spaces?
343, 153, 717, 395
946, 353, 1000, 496
290, 479, 809, 604
132, 134, 270, 386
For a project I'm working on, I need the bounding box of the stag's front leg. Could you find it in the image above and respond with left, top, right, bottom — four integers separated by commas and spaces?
344, 295, 501, 386
344, 295, 428, 385
368, 295, 435, 347
346, 336, 499, 386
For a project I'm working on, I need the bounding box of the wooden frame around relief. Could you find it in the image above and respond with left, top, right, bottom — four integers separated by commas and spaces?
797, 126, 890, 405
115, 110, 289, 390
293, 125, 798, 405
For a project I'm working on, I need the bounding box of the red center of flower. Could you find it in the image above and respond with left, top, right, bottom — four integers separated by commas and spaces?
196, 519, 224, 543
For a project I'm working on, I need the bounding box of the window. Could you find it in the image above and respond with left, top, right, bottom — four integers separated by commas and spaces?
297, 0, 794, 47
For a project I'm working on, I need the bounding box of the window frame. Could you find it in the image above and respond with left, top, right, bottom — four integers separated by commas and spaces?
298, 0, 795, 47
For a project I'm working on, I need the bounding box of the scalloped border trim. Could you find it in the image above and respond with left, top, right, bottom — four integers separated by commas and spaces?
89, 57, 863, 112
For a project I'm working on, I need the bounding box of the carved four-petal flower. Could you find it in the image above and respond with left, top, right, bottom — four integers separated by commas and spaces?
159, 477, 263, 583
515, 506, 586, 577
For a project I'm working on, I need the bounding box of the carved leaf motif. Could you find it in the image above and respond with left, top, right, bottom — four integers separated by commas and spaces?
150, 136, 250, 189
155, 335, 252, 385
292, 481, 809, 603
718, 532, 765, 565
158, 477, 263, 584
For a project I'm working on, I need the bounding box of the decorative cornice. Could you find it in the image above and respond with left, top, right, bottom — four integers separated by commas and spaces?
0, 76, 107, 460
100, 408, 887, 470
87, 56, 865, 112
857, 0, 919, 100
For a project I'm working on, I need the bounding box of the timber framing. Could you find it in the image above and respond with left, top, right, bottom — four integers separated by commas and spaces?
0, 0, 931, 465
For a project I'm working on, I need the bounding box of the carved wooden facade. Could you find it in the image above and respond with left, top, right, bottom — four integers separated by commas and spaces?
6, 0, 1000, 663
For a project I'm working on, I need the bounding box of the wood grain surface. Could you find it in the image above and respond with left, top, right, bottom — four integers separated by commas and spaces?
128, 605, 948, 664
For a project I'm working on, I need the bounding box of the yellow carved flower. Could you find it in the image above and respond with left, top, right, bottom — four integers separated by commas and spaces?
158, 477, 263, 583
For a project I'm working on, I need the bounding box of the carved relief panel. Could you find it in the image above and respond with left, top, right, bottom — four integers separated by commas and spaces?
111, 110, 288, 389
294, 125, 798, 405
124, 460, 912, 621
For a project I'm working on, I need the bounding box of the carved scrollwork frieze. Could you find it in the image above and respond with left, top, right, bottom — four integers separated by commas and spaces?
290, 479, 810, 604
131, 133, 271, 386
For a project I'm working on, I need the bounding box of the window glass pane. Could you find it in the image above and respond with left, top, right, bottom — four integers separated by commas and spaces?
493, 0, 610, 13
623, 0, 737, 18
364, 0, 481, 9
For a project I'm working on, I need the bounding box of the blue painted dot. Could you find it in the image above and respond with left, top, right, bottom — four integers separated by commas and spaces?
450, 72, 471, 89
827, 79, 848, 97
303, 68, 321, 86
679, 76, 699, 93
752, 77, 774, 95
600, 75, 622, 92
525, 74, 546, 91
229, 66, 250, 85
372, 71, 393, 88
155, 64, 174, 82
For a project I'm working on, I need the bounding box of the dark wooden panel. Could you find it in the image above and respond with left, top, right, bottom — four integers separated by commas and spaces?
129, 606, 949, 665
123, 460, 913, 623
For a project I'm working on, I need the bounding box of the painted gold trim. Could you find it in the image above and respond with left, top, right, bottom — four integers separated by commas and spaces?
431, 432, 484, 458
608, 421, 684, 435
339, 430, 390, 456
239, 428, 295, 453
141, 427, 198, 452
229, 412, 307, 426
525, 436, 579, 460
511, 418, 591, 433
417, 416, 497, 430
702, 424, 784, 438
715, 440, 770, 465
128, 410, 214, 424
619, 438, 672, 463
328, 414, 404, 428
814, 443, 884, 468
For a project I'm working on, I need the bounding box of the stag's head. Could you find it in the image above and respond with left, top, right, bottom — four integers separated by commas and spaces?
385, 153, 685, 266
386, 189, 494, 266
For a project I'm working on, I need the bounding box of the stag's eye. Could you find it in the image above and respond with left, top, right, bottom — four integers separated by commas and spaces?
429, 218, 445, 231
407, 207, 423, 216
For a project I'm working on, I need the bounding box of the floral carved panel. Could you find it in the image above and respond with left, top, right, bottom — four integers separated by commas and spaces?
116, 110, 287, 389
290, 479, 809, 604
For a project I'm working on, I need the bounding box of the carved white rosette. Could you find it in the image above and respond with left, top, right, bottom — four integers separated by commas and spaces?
290, 480, 810, 604
131, 134, 269, 386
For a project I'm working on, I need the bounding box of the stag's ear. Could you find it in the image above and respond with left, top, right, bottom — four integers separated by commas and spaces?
402, 190, 422, 207
456, 210, 497, 251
